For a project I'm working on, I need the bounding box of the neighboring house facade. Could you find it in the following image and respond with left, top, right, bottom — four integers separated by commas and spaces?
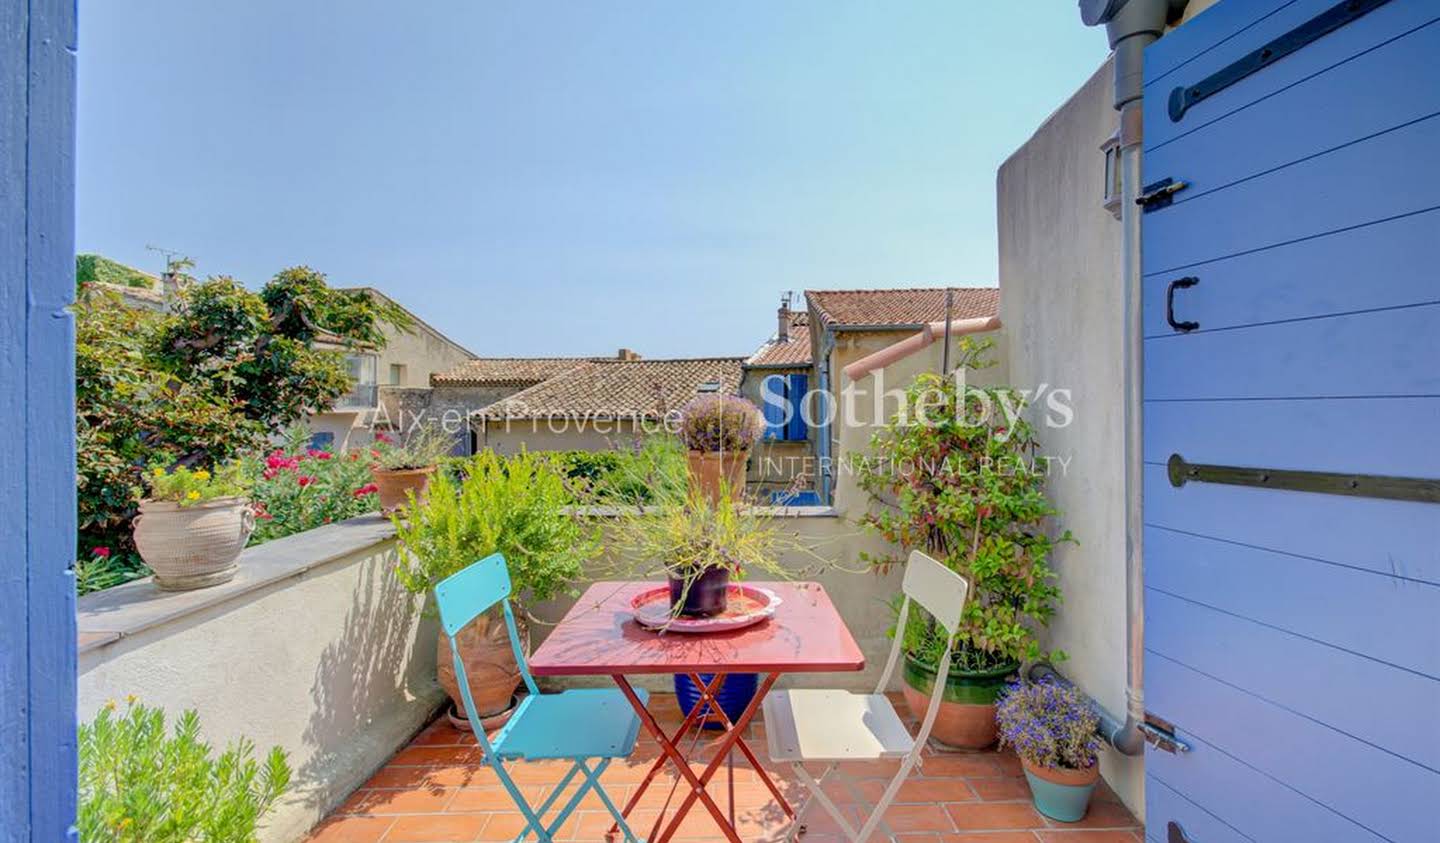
476, 357, 744, 455
740, 299, 815, 500
804, 287, 1005, 505
307, 287, 477, 451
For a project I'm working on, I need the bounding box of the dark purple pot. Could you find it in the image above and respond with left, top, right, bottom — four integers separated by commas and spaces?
668, 567, 731, 617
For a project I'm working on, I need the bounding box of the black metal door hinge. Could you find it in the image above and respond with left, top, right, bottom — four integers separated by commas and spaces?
1140, 712, 1191, 754
1169, 0, 1394, 122
1138, 178, 1188, 212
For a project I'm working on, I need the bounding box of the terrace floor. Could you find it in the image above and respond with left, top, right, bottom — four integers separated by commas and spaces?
307, 693, 1142, 843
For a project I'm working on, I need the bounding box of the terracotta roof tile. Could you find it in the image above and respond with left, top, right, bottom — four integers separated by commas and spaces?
481, 358, 743, 420
431, 358, 594, 387
745, 312, 812, 367
806, 287, 998, 328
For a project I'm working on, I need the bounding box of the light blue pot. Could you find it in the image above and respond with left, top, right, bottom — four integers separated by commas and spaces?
1022, 766, 1098, 823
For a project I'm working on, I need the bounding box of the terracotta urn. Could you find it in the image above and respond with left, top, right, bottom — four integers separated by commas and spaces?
133, 496, 255, 591
686, 450, 748, 505
437, 607, 527, 730
372, 465, 436, 514
901, 653, 1019, 749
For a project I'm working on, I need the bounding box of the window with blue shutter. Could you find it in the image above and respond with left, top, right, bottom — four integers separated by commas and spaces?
760, 374, 809, 441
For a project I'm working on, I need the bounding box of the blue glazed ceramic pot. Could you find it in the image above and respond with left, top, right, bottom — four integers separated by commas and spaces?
1022, 760, 1099, 823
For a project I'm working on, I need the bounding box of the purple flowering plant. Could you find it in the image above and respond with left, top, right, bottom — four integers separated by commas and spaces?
677, 394, 763, 453
995, 678, 1101, 770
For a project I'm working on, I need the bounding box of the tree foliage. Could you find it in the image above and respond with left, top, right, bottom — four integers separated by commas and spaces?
74, 267, 409, 591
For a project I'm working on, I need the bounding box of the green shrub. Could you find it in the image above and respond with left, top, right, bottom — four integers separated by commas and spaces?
393, 449, 597, 605
852, 339, 1072, 670
551, 437, 688, 505
78, 700, 290, 843
246, 428, 380, 543
76, 253, 155, 290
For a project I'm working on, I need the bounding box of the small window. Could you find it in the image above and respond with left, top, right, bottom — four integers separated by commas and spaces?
389, 363, 406, 386
696, 380, 722, 394
1100, 131, 1122, 219
309, 431, 335, 451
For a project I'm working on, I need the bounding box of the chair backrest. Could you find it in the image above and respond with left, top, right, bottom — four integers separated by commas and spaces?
433, 553, 538, 742
874, 549, 970, 695
434, 552, 512, 637
901, 549, 968, 634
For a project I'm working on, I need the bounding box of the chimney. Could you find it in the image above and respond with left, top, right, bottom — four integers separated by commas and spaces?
617, 348, 641, 361
777, 295, 792, 343
160, 270, 189, 303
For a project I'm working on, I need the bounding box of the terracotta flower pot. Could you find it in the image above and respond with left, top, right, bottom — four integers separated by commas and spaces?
686, 450, 747, 505
1021, 759, 1099, 822
437, 606, 528, 723
133, 496, 255, 591
372, 465, 436, 514
901, 653, 1019, 749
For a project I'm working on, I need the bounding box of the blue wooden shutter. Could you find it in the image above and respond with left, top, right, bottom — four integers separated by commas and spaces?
761, 375, 787, 440
785, 373, 808, 441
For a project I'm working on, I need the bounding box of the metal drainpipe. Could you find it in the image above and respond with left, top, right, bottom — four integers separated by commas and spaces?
1037, 0, 1185, 757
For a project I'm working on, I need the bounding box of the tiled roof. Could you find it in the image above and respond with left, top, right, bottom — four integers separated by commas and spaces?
745, 311, 812, 368
431, 358, 595, 387
806, 287, 999, 329
480, 358, 744, 420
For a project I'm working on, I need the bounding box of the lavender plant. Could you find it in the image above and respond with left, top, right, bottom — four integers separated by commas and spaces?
677, 394, 762, 453
995, 679, 1101, 770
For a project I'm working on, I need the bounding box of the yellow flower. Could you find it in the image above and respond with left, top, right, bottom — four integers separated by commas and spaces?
104, 699, 117, 711
152, 467, 166, 477
193, 469, 211, 481
186, 490, 201, 500
125, 693, 138, 705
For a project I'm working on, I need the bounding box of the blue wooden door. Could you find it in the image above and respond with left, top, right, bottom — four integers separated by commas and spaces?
2, 0, 79, 838
1141, 1, 1439, 841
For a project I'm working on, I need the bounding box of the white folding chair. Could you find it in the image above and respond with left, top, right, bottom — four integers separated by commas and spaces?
762, 550, 970, 842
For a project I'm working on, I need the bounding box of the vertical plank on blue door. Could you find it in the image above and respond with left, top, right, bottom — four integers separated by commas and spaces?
2, 0, 79, 838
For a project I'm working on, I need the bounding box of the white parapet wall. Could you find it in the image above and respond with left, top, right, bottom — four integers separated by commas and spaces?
77, 516, 444, 843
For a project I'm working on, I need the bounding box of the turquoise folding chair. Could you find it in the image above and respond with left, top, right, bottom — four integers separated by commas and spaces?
434, 553, 644, 842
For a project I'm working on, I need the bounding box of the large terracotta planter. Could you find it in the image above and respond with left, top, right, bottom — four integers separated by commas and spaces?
133, 496, 255, 591
372, 465, 436, 514
1021, 759, 1099, 822
686, 450, 747, 505
901, 653, 1019, 749
437, 607, 528, 725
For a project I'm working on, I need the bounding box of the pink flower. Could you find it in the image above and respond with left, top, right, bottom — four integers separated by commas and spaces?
262, 467, 278, 480
315, 451, 332, 460
92, 547, 111, 558
352, 483, 379, 497
375, 431, 393, 444
297, 475, 315, 488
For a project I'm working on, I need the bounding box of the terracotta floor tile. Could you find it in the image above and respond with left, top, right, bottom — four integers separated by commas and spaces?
967, 777, 1032, 802
310, 695, 1142, 843
307, 815, 396, 843
350, 787, 457, 815
946, 802, 1047, 831
381, 813, 487, 842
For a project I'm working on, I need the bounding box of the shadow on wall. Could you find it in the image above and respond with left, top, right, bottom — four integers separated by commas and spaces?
299, 546, 439, 808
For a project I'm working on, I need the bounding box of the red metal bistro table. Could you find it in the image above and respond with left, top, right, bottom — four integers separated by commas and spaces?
528, 581, 864, 843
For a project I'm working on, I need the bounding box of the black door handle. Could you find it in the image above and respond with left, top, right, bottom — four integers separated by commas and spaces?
1166, 277, 1199, 332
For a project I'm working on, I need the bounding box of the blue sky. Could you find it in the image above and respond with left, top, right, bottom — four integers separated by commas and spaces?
78, 1, 1107, 358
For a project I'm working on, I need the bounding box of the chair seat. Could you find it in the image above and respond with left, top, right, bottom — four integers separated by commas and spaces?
494, 688, 648, 761
762, 689, 915, 762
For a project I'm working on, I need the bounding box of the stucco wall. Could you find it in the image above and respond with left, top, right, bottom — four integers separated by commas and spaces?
996, 56, 1141, 814
77, 521, 442, 843
374, 312, 473, 389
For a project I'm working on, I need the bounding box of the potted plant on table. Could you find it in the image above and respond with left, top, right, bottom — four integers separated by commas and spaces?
854, 339, 1072, 748
677, 394, 763, 505
393, 449, 595, 730
996, 678, 1102, 822
133, 461, 253, 591
370, 424, 455, 514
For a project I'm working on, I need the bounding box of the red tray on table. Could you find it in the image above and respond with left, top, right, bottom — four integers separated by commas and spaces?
629, 583, 782, 633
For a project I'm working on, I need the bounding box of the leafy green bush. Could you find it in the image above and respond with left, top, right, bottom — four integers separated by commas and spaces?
393, 450, 597, 605
145, 462, 249, 505
551, 437, 688, 505
76, 253, 155, 290
246, 428, 380, 543
79, 699, 291, 843
853, 339, 1072, 670
74, 268, 408, 593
